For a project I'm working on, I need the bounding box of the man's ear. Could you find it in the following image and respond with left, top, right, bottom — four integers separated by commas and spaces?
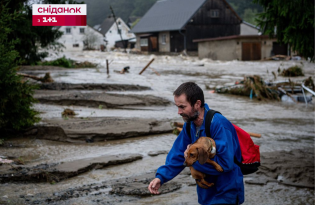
194, 100, 201, 109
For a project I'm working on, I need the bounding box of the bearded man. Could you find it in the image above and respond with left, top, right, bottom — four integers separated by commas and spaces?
148, 82, 244, 205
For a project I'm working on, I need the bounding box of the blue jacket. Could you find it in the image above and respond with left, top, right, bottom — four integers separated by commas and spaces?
156, 103, 244, 205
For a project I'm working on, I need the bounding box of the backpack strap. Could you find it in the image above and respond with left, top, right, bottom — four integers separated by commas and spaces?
205, 110, 221, 138
185, 109, 221, 140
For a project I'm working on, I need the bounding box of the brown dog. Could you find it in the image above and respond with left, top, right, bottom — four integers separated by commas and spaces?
184, 137, 223, 189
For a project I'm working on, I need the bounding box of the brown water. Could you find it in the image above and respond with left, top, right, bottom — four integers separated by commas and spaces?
1, 51, 314, 204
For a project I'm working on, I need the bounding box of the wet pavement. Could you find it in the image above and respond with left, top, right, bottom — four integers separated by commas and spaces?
1, 51, 314, 205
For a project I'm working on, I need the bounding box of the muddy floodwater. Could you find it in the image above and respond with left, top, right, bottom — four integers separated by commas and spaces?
1, 51, 314, 205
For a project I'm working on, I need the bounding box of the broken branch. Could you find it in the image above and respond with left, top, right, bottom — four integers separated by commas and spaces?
17, 72, 53, 83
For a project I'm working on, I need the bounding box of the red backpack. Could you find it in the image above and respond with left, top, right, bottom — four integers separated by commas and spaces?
186, 110, 260, 175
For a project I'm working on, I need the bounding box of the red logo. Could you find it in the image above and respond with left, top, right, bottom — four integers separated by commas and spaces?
32, 4, 86, 26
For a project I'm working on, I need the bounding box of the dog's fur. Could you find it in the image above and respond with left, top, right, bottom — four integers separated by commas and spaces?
184, 137, 223, 189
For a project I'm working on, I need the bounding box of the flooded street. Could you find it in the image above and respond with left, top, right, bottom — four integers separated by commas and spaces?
1, 51, 314, 205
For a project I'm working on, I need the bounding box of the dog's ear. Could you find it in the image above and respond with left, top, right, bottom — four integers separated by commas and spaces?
198, 147, 209, 165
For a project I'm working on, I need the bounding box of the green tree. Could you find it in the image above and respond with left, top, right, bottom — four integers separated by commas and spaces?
0, 1, 40, 134
6, 0, 83, 65
84, 0, 157, 27
242, 8, 258, 25
227, 0, 263, 25
6, 0, 64, 65
254, 0, 314, 60
131, 0, 157, 17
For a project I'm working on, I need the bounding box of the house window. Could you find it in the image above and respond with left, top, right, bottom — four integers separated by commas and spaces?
73, 44, 79, 47
161, 34, 166, 44
66, 28, 71, 34
209, 9, 220, 18
118, 21, 121, 25
79, 28, 85, 34
140, 38, 148, 46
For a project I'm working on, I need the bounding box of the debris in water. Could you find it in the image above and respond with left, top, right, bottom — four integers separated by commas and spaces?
62, 108, 76, 117
216, 75, 280, 101
280, 65, 304, 77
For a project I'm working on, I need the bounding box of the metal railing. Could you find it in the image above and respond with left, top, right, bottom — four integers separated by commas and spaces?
301, 80, 315, 105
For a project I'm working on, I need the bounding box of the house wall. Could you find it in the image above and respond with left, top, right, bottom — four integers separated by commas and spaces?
184, 0, 241, 51
105, 17, 135, 50
57, 26, 104, 51
240, 23, 259, 35
135, 35, 141, 50
158, 32, 170, 52
198, 38, 275, 61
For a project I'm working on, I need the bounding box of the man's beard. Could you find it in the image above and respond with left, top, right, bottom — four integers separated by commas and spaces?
181, 110, 199, 122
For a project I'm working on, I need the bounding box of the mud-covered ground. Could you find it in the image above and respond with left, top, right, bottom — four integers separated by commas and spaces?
1, 51, 314, 205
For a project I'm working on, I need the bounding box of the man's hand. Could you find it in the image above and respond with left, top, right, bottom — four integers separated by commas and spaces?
148, 178, 161, 194
184, 144, 191, 158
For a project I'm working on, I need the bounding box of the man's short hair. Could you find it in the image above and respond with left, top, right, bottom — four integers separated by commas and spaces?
173, 82, 204, 107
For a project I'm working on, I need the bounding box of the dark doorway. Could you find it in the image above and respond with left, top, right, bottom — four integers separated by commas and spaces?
170, 31, 184, 52
272, 42, 287, 55
242, 42, 261, 61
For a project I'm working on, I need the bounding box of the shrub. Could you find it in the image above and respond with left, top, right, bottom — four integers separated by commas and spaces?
40, 56, 74, 68
281, 66, 304, 77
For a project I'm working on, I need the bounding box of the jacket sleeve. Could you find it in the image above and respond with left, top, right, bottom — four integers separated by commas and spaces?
193, 115, 236, 175
156, 123, 191, 185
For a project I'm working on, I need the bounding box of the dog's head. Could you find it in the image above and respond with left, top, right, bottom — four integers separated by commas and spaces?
183, 144, 209, 166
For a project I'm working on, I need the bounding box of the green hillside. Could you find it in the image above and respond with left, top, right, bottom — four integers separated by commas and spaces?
84, 0, 157, 26
84, 0, 262, 27
227, 0, 263, 25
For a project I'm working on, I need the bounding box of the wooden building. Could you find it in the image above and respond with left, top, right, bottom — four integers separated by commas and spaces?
131, 0, 242, 53
194, 35, 288, 61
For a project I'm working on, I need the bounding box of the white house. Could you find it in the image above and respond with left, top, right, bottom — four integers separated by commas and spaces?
97, 15, 135, 50
57, 25, 106, 51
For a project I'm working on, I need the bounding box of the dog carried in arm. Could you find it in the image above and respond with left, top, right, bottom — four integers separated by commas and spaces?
184, 137, 223, 189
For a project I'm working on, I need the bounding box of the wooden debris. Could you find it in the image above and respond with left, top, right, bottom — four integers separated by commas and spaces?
264, 55, 291, 61
150, 67, 160, 76
106, 59, 109, 75
139, 58, 155, 75
246, 131, 262, 138
173, 122, 184, 128
18, 72, 54, 83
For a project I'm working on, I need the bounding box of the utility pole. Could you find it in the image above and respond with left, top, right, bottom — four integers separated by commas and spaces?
110, 6, 127, 53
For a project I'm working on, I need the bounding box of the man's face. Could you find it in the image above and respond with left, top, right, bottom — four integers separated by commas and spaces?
174, 94, 199, 122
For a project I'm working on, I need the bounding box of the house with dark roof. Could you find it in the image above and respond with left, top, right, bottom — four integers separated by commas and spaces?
131, 0, 242, 53
97, 15, 135, 50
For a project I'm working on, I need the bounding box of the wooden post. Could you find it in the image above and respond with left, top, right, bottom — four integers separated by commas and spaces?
139, 58, 155, 75
246, 131, 262, 138
106, 59, 109, 75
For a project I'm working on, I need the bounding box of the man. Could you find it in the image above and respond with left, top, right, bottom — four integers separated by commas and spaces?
148, 82, 244, 205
